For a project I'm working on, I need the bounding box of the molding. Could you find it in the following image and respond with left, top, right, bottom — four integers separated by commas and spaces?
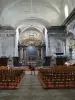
67, 20, 75, 31
0, 29, 15, 33
48, 34, 66, 42
47, 25, 66, 33
0, 25, 15, 30
62, 8, 75, 26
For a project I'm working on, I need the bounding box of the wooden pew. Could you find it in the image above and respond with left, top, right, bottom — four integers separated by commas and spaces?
0, 66, 25, 89
38, 66, 75, 88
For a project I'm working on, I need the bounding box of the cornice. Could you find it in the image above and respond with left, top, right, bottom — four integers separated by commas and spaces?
62, 8, 75, 26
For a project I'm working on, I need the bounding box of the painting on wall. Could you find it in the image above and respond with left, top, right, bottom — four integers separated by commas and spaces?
0, 32, 15, 57
27, 46, 37, 57
56, 40, 62, 53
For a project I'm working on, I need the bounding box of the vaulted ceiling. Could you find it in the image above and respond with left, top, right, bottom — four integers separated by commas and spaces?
0, 0, 75, 29
0, 0, 75, 46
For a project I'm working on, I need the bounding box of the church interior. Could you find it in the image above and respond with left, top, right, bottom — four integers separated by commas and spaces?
0, 0, 75, 100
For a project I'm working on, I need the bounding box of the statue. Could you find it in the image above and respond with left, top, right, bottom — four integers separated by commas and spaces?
50, 55, 56, 67
69, 47, 72, 59
7, 55, 13, 69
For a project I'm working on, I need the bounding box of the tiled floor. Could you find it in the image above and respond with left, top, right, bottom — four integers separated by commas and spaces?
0, 71, 75, 100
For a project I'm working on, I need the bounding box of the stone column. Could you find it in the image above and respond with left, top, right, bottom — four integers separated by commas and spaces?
36, 47, 39, 61
18, 47, 20, 59
64, 40, 66, 56
36, 47, 40, 65
41, 47, 43, 60
24, 48, 27, 63
43, 46, 46, 58
23, 47, 24, 60
44, 28, 49, 56
39, 47, 41, 60
19, 48, 21, 60
15, 29, 19, 57
41, 47, 44, 65
20, 47, 23, 60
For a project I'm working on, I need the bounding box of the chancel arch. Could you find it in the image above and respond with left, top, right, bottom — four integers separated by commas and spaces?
18, 26, 46, 66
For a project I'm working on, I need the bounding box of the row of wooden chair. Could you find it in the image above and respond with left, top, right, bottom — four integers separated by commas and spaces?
38, 66, 75, 88
0, 68, 25, 88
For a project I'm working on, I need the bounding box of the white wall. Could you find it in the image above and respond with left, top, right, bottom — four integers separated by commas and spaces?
0, 30, 16, 57
48, 36, 65, 56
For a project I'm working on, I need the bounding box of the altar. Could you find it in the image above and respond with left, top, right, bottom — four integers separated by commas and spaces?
18, 45, 45, 66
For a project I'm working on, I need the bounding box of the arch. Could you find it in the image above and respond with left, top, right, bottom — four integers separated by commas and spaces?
67, 31, 74, 38
16, 17, 51, 29
21, 27, 43, 35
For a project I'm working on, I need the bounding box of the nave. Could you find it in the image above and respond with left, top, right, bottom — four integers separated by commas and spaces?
0, 73, 75, 100
0, 0, 75, 100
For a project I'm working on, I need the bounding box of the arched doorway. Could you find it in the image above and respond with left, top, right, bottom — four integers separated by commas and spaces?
66, 31, 75, 60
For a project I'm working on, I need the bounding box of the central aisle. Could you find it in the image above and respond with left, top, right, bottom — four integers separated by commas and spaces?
21, 74, 41, 90
0, 72, 75, 100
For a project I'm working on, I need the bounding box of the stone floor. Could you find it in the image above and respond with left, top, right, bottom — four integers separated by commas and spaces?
0, 71, 75, 100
